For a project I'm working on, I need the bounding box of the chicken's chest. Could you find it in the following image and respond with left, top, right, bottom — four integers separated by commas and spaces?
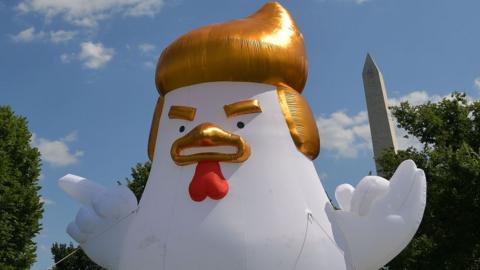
120, 157, 335, 270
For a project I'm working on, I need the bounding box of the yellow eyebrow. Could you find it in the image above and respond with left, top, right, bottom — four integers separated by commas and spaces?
168, 105, 196, 121
224, 99, 262, 118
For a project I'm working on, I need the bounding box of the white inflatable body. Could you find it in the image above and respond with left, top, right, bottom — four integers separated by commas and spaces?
60, 82, 426, 270
121, 82, 347, 270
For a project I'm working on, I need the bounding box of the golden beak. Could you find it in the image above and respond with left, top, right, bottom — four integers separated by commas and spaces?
170, 123, 251, 166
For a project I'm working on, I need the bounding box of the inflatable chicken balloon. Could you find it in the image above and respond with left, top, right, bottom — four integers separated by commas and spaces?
59, 2, 426, 270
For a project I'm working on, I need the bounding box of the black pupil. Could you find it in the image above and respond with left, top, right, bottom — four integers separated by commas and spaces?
179, 126, 185, 132
237, 121, 245, 129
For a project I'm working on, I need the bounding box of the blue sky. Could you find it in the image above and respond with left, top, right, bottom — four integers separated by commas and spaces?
1, 0, 480, 269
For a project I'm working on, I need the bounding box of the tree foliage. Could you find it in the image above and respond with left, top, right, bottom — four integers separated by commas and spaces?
51, 243, 103, 270
51, 161, 151, 269
0, 106, 43, 270
378, 93, 480, 269
125, 161, 151, 201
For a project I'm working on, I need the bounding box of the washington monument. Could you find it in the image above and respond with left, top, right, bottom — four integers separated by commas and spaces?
362, 53, 398, 176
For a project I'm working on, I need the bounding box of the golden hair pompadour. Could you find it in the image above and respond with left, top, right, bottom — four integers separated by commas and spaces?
148, 2, 320, 160
154, 2, 307, 95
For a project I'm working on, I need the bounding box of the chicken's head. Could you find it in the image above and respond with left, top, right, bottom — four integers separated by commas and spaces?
147, 2, 320, 202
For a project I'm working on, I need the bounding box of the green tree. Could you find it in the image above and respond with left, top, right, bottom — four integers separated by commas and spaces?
51, 243, 103, 270
125, 161, 151, 201
378, 93, 480, 269
0, 106, 43, 270
51, 161, 151, 269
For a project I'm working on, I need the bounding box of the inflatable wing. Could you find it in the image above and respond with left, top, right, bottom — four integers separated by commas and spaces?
331, 160, 427, 270
59, 174, 137, 269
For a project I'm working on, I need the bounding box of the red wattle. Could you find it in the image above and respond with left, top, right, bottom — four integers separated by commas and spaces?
189, 161, 229, 202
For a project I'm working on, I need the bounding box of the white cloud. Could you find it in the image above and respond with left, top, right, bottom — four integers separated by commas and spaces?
138, 43, 155, 54
40, 196, 55, 205
317, 110, 424, 159
37, 228, 48, 238
316, 0, 373, 4
63, 130, 78, 142
60, 53, 75, 63
17, 0, 165, 27
475, 78, 480, 90
12, 27, 36, 42
317, 91, 454, 158
388, 90, 475, 107
139, 43, 157, 68
144, 61, 155, 69
317, 111, 371, 158
387, 90, 466, 150
78, 42, 114, 69
126, 0, 165, 16
395, 121, 423, 151
388, 90, 444, 106
50, 30, 76, 43
31, 131, 84, 167
12, 27, 76, 43
11, 27, 45, 42
39, 244, 48, 251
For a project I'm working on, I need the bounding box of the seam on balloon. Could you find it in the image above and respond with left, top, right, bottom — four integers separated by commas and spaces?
311, 214, 347, 256
291, 212, 311, 270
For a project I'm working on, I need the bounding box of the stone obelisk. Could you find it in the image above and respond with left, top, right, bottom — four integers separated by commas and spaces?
362, 53, 398, 176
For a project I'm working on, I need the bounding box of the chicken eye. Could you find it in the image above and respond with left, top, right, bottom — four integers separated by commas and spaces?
179, 125, 186, 133
236, 121, 245, 129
